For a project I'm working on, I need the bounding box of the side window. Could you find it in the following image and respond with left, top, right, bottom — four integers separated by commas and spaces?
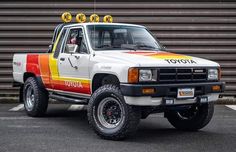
53, 29, 66, 59
64, 28, 88, 54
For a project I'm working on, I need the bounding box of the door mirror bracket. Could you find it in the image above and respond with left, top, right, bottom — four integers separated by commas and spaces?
48, 44, 53, 53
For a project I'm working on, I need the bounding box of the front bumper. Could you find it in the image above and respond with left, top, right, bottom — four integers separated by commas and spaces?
120, 82, 225, 106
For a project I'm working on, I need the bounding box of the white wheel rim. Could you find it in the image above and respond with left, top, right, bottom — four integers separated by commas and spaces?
25, 86, 35, 111
97, 97, 124, 129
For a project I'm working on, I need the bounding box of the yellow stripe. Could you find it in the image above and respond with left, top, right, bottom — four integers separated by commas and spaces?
52, 32, 61, 53
49, 32, 61, 79
53, 76, 90, 84
150, 55, 192, 60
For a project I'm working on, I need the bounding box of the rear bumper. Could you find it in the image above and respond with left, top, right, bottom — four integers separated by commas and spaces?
120, 82, 225, 106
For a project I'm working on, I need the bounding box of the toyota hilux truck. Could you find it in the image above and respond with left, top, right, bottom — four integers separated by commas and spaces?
13, 21, 225, 140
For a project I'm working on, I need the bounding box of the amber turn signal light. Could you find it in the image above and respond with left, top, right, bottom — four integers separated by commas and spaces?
212, 85, 221, 91
142, 88, 155, 94
128, 68, 139, 83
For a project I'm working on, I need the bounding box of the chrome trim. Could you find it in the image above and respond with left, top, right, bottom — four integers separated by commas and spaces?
124, 93, 219, 106
25, 85, 35, 111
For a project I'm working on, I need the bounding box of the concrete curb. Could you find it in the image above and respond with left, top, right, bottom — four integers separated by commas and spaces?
216, 97, 236, 105
0, 97, 19, 104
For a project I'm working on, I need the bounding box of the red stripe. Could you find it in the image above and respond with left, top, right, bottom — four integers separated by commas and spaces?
52, 80, 91, 94
26, 54, 40, 76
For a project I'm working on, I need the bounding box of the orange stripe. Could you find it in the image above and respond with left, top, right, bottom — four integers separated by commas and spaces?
125, 51, 191, 59
39, 54, 51, 88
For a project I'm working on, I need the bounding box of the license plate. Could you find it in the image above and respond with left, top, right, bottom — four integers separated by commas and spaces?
177, 88, 194, 99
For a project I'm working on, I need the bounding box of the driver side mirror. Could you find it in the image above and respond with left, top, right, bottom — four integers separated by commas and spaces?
66, 44, 78, 54
48, 44, 53, 53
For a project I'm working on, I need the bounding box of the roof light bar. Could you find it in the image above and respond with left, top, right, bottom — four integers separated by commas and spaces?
76, 13, 86, 23
103, 15, 113, 23
61, 12, 72, 23
61, 12, 113, 23
90, 14, 99, 22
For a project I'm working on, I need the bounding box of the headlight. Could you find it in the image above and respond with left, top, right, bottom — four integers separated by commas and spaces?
128, 68, 157, 83
208, 69, 218, 80
139, 69, 157, 82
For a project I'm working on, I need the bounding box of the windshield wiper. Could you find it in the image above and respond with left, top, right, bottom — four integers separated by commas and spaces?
120, 44, 159, 51
135, 44, 159, 50
96, 44, 159, 51
97, 44, 112, 48
121, 44, 137, 51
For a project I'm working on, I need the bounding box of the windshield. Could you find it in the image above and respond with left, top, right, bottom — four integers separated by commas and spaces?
87, 25, 162, 51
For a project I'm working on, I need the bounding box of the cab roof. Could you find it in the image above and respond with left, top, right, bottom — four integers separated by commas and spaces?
63, 22, 145, 29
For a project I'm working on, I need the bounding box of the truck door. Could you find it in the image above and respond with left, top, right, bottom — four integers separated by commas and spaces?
56, 27, 91, 95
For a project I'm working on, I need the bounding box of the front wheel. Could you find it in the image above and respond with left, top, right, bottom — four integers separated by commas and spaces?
165, 102, 214, 131
87, 84, 141, 140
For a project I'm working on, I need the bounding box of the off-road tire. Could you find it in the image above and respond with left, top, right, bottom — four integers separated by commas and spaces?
88, 84, 141, 140
165, 102, 214, 131
23, 77, 48, 117
19, 85, 24, 103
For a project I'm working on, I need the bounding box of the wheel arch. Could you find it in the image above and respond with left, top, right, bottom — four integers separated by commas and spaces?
23, 72, 45, 89
92, 73, 120, 93
23, 72, 36, 82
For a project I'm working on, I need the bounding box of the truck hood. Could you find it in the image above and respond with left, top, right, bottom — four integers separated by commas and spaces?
95, 50, 219, 67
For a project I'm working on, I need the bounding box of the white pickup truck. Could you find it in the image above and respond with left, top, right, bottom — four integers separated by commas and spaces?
13, 21, 225, 140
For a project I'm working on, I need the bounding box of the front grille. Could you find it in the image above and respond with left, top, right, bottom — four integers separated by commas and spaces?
158, 68, 207, 83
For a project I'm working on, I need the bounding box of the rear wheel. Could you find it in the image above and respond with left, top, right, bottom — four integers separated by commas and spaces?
19, 85, 24, 103
165, 102, 214, 131
23, 77, 48, 117
88, 84, 141, 140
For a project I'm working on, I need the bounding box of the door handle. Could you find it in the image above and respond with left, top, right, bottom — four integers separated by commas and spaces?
60, 57, 65, 61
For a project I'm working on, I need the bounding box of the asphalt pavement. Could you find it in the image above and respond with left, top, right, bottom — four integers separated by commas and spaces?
0, 103, 235, 152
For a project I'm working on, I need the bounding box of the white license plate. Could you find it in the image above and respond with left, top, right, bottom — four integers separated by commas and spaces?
177, 88, 194, 99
